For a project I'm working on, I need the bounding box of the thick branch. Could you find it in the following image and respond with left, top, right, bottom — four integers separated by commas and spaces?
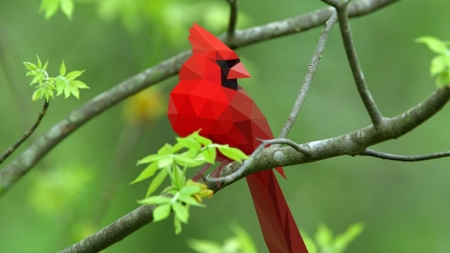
59, 204, 156, 253
0, 101, 49, 164
278, 11, 338, 139
61, 86, 450, 253
363, 149, 450, 162
204, 87, 450, 191
0, 0, 397, 197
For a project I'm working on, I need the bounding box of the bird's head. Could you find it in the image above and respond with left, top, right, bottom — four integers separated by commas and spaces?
179, 23, 250, 90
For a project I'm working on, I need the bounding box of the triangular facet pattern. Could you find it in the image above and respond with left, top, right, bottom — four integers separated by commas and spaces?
168, 23, 308, 253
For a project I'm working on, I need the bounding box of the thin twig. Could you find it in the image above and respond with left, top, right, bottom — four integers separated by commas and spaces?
0, 0, 397, 197
324, 0, 385, 128
226, 0, 238, 39
0, 101, 49, 164
278, 11, 338, 139
363, 149, 450, 162
206, 138, 310, 184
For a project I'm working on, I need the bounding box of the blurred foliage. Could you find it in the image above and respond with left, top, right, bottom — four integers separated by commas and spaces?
40, 0, 75, 19
2, 0, 450, 252
303, 223, 364, 253
188, 223, 257, 253
416, 36, 450, 87
29, 165, 92, 217
122, 87, 166, 125
134, 131, 248, 234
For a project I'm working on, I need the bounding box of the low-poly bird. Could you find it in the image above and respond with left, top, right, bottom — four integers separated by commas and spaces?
168, 24, 307, 253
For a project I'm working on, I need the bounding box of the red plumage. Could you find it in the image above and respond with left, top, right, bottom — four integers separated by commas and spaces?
168, 23, 307, 253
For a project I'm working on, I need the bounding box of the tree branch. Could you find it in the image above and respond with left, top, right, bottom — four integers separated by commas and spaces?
278, 11, 338, 139
0, 0, 397, 197
204, 87, 450, 192
59, 204, 157, 253
226, 0, 238, 39
0, 101, 49, 164
60, 85, 450, 253
363, 149, 450, 162
324, 0, 385, 128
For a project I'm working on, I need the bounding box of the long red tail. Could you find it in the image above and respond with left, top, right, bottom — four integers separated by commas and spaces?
246, 170, 308, 253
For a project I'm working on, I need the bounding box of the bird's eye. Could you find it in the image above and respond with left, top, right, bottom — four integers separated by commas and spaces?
217, 59, 240, 68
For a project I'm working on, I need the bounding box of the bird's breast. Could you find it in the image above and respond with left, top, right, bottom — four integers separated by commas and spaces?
168, 80, 273, 156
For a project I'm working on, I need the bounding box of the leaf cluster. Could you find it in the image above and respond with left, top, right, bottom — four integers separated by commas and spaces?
132, 130, 249, 234
24, 56, 89, 101
416, 36, 450, 87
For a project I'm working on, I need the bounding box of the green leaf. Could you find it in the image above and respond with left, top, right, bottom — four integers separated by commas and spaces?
138, 196, 171, 205
158, 156, 174, 168
131, 162, 159, 184
171, 142, 184, 154
170, 165, 184, 189
137, 154, 166, 165
31, 71, 45, 85
430, 55, 449, 76
333, 223, 364, 252
146, 168, 168, 197
179, 185, 202, 196
158, 144, 173, 155
23, 62, 37, 71
36, 55, 43, 69
60, 0, 74, 20
32, 89, 44, 101
40, 0, 60, 19
315, 224, 333, 249
177, 195, 205, 207
193, 131, 213, 146
43, 60, 49, 70
152, 203, 171, 222
60, 60, 66, 76
218, 146, 249, 162
436, 70, 450, 88
172, 202, 189, 223
70, 80, 89, 89
416, 36, 449, 54
69, 85, 80, 99
187, 239, 222, 253
174, 215, 182, 235
174, 154, 200, 167
177, 136, 201, 150
65, 70, 85, 80
201, 147, 216, 164
55, 77, 67, 95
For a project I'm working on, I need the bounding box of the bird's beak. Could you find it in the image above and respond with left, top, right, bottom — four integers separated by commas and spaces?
227, 62, 251, 79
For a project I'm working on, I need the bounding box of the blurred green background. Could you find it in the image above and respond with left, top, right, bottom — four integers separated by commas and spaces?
1, 0, 450, 252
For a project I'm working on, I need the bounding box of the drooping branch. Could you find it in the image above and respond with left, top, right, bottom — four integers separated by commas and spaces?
323, 0, 385, 128
0, 101, 49, 164
363, 149, 450, 162
277, 11, 338, 139
226, 0, 238, 39
0, 0, 397, 197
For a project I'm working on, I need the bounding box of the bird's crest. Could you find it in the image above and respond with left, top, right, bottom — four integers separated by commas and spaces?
188, 23, 238, 60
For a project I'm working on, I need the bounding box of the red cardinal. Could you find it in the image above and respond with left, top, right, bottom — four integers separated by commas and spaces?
168, 24, 308, 253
